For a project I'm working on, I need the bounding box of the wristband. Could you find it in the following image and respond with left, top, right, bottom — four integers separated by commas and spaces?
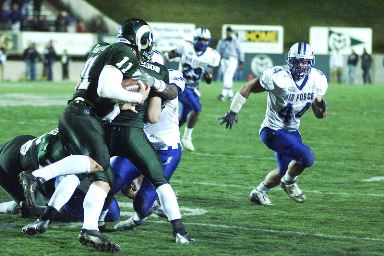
230, 91, 247, 113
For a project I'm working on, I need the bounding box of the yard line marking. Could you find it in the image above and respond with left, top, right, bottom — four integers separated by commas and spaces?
158, 221, 384, 242
171, 180, 384, 197
363, 176, 384, 182
190, 152, 382, 167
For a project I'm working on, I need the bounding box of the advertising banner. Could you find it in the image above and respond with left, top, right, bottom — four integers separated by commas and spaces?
148, 22, 195, 52
21, 32, 97, 56
310, 26, 372, 54
0, 32, 18, 53
221, 24, 284, 53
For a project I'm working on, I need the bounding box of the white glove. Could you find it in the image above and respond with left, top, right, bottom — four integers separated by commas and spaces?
139, 73, 166, 92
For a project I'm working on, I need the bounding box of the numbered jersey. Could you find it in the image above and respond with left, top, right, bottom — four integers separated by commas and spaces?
176, 41, 220, 87
144, 69, 185, 148
260, 65, 328, 131
19, 128, 67, 169
74, 42, 140, 118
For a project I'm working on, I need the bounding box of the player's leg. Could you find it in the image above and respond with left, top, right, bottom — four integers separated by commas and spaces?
178, 89, 192, 127
111, 127, 193, 243
259, 127, 314, 203
221, 58, 238, 100
181, 88, 201, 151
59, 101, 119, 252
218, 61, 228, 101
115, 146, 182, 230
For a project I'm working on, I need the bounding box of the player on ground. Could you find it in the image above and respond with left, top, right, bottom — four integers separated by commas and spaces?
20, 18, 153, 253
220, 42, 328, 205
166, 27, 220, 151
110, 51, 185, 231
104, 49, 194, 244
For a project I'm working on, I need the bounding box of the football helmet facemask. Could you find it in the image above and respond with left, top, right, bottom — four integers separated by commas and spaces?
117, 18, 154, 61
193, 27, 211, 52
287, 42, 315, 80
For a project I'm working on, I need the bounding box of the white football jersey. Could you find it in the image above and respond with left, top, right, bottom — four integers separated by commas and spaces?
259, 65, 328, 131
144, 69, 185, 149
176, 41, 220, 87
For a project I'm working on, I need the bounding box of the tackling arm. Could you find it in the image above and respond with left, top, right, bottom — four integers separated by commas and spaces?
146, 96, 162, 123
219, 78, 266, 129
312, 96, 327, 119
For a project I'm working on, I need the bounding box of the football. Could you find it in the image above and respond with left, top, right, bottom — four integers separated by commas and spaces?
121, 79, 141, 92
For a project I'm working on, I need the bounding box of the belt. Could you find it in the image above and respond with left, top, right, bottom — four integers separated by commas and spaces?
156, 143, 181, 151
72, 97, 95, 109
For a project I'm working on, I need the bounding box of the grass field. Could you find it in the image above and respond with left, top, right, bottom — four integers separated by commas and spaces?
0, 81, 383, 255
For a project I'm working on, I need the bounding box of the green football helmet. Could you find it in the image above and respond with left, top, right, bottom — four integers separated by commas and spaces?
117, 18, 154, 61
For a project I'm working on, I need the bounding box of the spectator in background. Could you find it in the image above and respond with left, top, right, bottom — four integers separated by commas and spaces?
329, 49, 344, 84
216, 26, 244, 101
61, 49, 70, 80
23, 42, 40, 81
0, 4, 11, 30
9, 2, 21, 32
0, 44, 6, 80
76, 20, 86, 33
361, 48, 372, 84
55, 11, 67, 32
43, 40, 56, 81
346, 49, 358, 84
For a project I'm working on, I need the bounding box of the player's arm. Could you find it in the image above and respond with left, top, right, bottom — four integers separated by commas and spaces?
164, 49, 180, 62
146, 96, 162, 123
97, 65, 149, 104
219, 78, 266, 129
312, 96, 327, 119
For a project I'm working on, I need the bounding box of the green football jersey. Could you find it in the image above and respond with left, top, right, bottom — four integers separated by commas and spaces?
74, 42, 140, 118
110, 61, 169, 128
19, 128, 66, 169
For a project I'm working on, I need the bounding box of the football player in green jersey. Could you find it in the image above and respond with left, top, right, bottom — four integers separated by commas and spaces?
19, 18, 157, 253
103, 49, 194, 244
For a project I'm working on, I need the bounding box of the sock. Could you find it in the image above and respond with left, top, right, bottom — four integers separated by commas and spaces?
227, 88, 234, 98
156, 183, 181, 221
170, 219, 187, 236
0, 201, 17, 213
183, 128, 193, 140
32, 155, 90, 181
132, 212, 142, 222
82, 183, 107, 231
41, 205, 58, 221
256, 182, 270, 193
48, 175, 80, 211
283, 173, 296, 183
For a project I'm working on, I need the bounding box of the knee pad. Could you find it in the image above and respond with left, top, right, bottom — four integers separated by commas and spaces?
300, 148, 315, 168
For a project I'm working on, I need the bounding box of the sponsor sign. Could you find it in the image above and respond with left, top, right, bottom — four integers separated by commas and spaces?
0, 32, 18, 53
221, 24, 284, 53
148, 22, 195, 52
310, 27, 372, 54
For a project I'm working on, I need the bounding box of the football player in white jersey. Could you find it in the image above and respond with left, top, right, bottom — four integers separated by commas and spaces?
166, 27, 221, 151
220, 42, 328, 205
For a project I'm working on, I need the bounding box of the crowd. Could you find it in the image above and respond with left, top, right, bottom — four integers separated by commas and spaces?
330, 48, 373, 85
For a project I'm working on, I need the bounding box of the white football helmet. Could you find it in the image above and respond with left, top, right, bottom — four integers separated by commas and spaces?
193, 27, 211, 51
287, 42, 315, 80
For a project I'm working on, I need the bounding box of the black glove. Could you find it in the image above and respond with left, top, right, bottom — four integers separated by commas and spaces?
219, 111, 238, 129
203, 72, 212, 84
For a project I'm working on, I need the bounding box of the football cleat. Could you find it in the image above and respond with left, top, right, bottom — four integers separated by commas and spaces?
152, 202, 168, 219
79, 229, 120, 253
217, 95, 226, 102
19, 171, 46, 207
181, 137, 195, 151
113, 216, 143, 230
281, 180, 306, 203
21, 218, 50, 236
249, 188, 273, 206
175, 233, 195, 244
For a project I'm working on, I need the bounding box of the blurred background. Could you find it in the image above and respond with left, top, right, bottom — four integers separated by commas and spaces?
0, 0, 383, 84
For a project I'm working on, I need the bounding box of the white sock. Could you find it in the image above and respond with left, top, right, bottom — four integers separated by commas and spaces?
0, 201, 17, 213
132, 212, 142, 222
32, 155, 90, 181
48, 175, 80, 211
283, 173, 296, 183
256, 182, 270, 193
156, 183, 181, 221
183, 128, 193, 140
82, 183, 107, 231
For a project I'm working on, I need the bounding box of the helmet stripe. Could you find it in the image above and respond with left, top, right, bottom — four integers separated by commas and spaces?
297, 42, 302, 55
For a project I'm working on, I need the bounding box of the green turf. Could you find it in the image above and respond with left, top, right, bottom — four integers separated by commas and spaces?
0, 81, 383, 255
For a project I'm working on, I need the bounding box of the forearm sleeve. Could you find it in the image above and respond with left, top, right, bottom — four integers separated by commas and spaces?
97, 65, 143, 104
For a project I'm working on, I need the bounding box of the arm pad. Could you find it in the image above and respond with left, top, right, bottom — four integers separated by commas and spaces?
229, 91, 247, 113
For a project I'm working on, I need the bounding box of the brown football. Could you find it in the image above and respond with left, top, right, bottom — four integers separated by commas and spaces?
121, 79, 140, 92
